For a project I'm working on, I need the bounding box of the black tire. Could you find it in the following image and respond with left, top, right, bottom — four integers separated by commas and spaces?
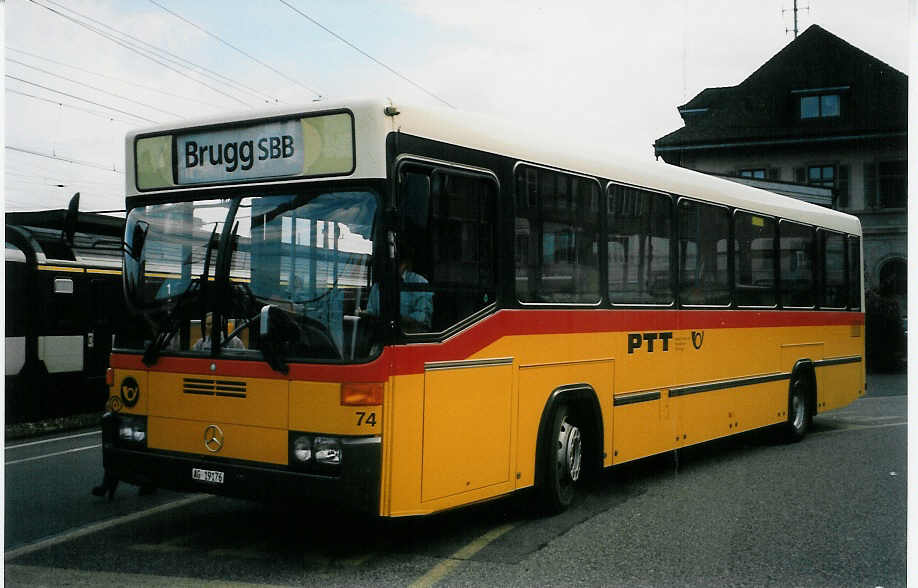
783, 377, 811, 442
539, 404, 584, 513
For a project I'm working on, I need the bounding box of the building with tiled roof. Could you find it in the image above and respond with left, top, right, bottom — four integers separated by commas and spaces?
654, 24, 906, 308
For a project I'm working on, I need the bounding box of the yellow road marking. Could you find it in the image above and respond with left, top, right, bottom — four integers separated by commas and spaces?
5, 495, 211, 561
37, 265, 84, 273
409, 522, 516, 588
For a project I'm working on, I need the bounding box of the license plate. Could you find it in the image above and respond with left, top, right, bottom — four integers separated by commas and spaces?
192, 468, 224, 484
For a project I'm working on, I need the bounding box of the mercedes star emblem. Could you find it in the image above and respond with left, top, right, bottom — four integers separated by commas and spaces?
204, 424, 224, 453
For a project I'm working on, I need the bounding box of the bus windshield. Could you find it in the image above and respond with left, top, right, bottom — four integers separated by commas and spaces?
123, 188, 382, 364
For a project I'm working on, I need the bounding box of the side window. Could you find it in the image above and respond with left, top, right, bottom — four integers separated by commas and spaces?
607, 185, 673, 305
779, 221, 815, 308
5, 244, 30, 338
515, 165, 600, 303
821, 231, 846, 309
678, 199, 730, 306
734, 211, 776, 307
399, 165, 496, 333
848, 236, 862, 310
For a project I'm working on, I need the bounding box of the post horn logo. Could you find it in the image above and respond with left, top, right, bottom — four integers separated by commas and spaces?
691, 330, 705, 350
204, 425, 224, 453
120, 377, 140, 407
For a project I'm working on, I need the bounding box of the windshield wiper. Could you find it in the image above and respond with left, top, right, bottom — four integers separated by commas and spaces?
142, 225, 219, 366
197, 224, 218, 341
141, 282, 199, 366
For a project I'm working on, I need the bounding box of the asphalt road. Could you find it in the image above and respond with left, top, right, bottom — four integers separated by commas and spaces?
5, 373, 906, 587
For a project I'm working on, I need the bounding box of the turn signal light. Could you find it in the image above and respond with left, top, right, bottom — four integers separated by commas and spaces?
106, 367, 114, 387
340, 382, 384, 406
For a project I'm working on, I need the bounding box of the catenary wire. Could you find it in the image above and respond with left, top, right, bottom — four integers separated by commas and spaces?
6, 146, 125, 174
8, 58, 184, 118
6, 88, 144, 125
27, 0, 260, 107
277, 0, 455, 108
36, 0, 273, 102
39, 0, 281, 104
148, 0, 323, 99
7, 75, 159, 123
6, 47, 233, 109
6, 170, 122, 187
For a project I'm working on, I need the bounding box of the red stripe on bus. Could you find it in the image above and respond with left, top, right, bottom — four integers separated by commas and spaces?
109, 350, 393, 382
389, 309, 864, 375
110, 309, 862, 381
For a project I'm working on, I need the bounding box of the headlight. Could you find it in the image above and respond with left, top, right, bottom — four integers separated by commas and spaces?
289, 433, 342, 470
117, 415, 147, 446
314, 437, 341, 466
292, 436, 312, 463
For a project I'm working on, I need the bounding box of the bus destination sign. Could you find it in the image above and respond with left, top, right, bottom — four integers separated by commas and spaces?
177, 119, 305, 184
134, 112, 354, 190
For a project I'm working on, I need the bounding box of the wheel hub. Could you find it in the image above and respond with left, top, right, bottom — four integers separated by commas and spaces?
557, 418, 582, 483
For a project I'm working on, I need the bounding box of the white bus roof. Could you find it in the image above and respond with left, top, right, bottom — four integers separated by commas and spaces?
125, 97, 861, 236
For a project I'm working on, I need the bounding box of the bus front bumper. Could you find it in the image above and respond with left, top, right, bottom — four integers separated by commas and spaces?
101, 421, 381, 514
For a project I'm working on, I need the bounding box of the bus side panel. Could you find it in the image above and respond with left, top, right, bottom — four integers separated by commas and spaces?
420, 362, 514, 502
516, 359, 613, 489
820, 361, 862, 411
780, 341, 824, 386
733, 381, 787, 433
384, 373, 425, 516
818, 323, 866, 411
673, 387, 736, 447
612, 394, 676, 464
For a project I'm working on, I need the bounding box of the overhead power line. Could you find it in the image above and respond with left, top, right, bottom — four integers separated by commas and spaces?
27, 0, 262, 107
148, 0, 323, 99
277, 0, 455, 109
34, 0, 263, 104
7, 75, 159, 123
6, 146, 125, 174
36, 0, 268, 102
8, 58, 183, 118
6, 46, 230, 109
6, 170, 121, 187
6, 88, 142, 125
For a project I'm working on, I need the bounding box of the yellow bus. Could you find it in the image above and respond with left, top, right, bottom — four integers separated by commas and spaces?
100, 98, 864, 515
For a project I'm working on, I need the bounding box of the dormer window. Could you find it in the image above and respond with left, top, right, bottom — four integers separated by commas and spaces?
800, 94, 839, 118
794, 86, 847, 119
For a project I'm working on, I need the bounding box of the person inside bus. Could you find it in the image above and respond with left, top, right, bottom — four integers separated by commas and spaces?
192, 313, 246, 351
364, 254, 433, 331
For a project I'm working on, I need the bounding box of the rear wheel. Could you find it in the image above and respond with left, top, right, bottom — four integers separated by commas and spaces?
539, 404, 583, 513
783, 377, 811, 442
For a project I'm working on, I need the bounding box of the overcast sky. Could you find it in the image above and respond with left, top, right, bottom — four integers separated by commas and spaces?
2, 0, 911, 213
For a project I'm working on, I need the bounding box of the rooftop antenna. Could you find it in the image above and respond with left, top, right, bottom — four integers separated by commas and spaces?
783, 0, 811, 38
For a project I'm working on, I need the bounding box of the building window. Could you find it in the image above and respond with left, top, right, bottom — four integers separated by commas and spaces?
807, 165, 835, 187
800, 94, 840, 119
865, 160, 907, 209
878, 161, 907, 208
739, 168, 766, 179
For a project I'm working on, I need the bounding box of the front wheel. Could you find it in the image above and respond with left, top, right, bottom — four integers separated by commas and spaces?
539, 404, 583, 513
